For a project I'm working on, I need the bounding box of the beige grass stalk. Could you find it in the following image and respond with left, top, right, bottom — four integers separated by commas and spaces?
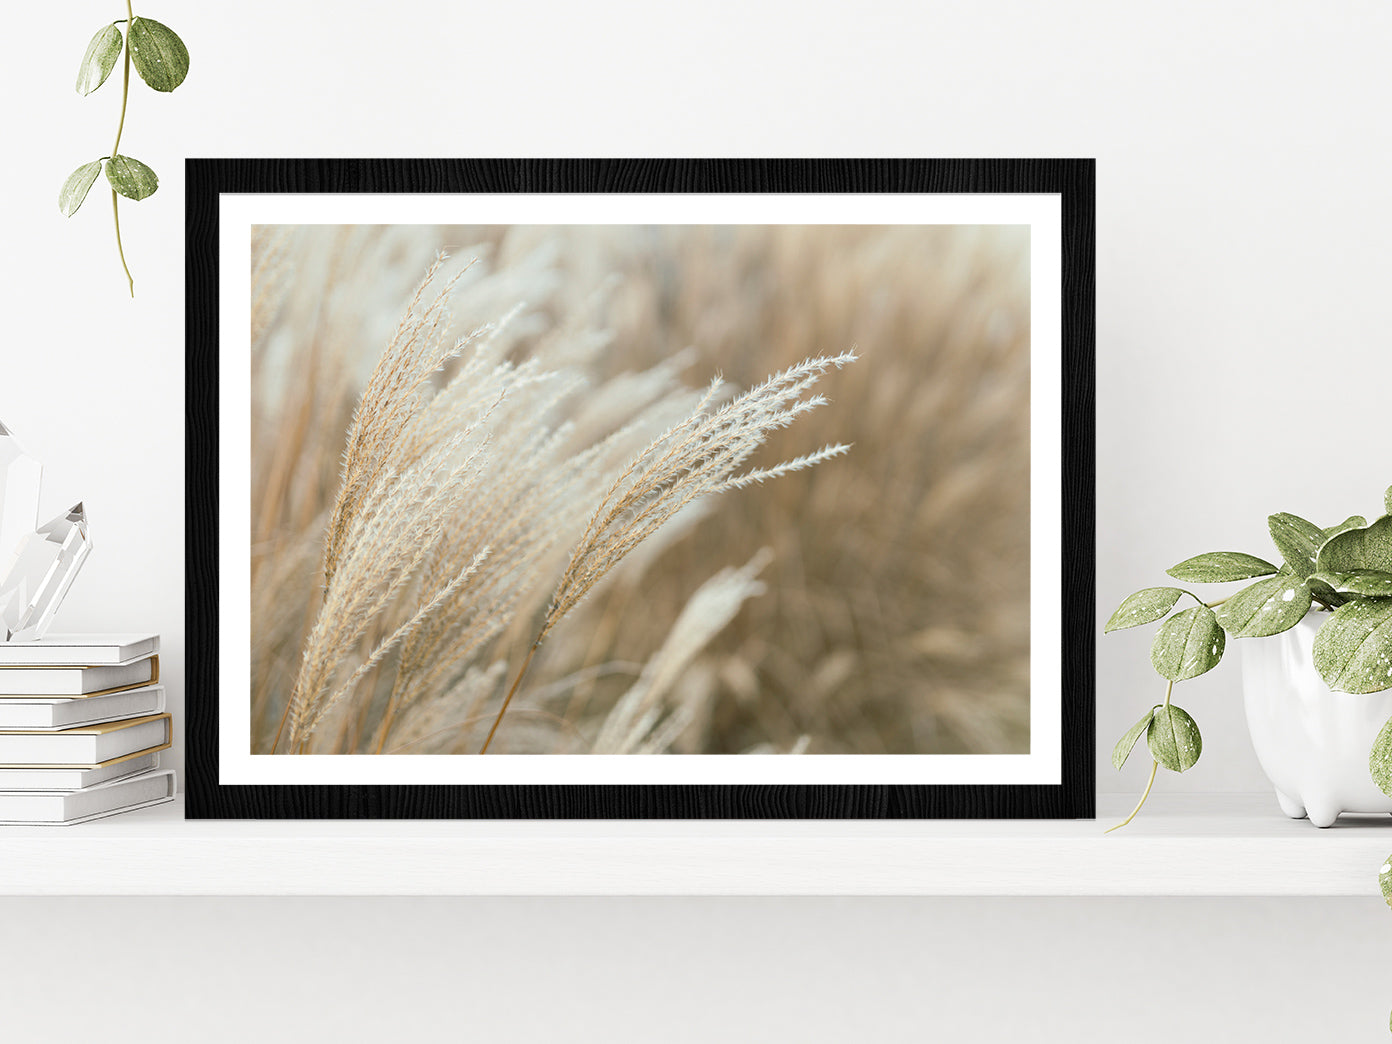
479, 351, 857, 753
324, 260, 455, 578
594, 549, 772, 754
373, 358, 718, 754
285, 258, 500, 747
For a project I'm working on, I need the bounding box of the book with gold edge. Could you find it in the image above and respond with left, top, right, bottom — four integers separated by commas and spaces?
0, 654, 158, 696
0, 713, 171, 767
0, 684, 165, 730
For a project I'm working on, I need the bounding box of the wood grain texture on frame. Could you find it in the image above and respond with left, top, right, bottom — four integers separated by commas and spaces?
185, 158, 1095, 820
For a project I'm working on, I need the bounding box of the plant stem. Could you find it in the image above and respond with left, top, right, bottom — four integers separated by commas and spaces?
1181, 592, 1228, 610
480, 642, 540, 754
1106, 760, 1159, 834
111, 3, 132, 156
1106, 679, 1175, 832
373, 686, 404, 755
270, 693, 293, 754
111, 0, 135, 296
111, 191, 133, 296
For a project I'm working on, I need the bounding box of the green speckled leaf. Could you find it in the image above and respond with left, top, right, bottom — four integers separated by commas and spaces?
105, 155, 158, 201
1215, 576, 1312, 637
1324, 515, 1368, 540
128, 17, 188, 92
58, 160, 103, 217
1150, 606, 1225, 681
1268, 513, 1325, 579
1313, 599, 1392, 695
1112, 708, 1156, 770
1317, 515, 1392, 574
76, 23, 123, 95
1308, 570, 1392, 599
1305, 574, 1350, 609
1147, 704, 1202, 772
1379, 848, 1392, 907
1166, 551, 1278, 584
1371, 719, 1392, 799
1105, 588, 1185, 633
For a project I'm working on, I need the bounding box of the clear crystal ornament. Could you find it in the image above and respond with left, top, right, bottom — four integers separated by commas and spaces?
0, 502, 92, 642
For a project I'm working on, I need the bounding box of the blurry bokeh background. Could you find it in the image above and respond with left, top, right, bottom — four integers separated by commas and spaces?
251, 223, 1031, 755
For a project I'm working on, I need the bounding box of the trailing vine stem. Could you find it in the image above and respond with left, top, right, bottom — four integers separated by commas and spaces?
111, 0, 135, 296
62, 6, 187, 294
1112, 587, 1332, 834
1106, 679, 1175, 833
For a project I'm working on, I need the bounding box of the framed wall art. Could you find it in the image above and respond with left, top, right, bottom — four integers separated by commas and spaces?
184, 157, 1095, 818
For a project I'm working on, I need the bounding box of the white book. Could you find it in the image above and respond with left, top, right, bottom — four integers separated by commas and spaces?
0, 768, 176, 825
0, 713, 171, 767
0, 685, 165, 730
0, 633, 159, 667
0, 750, 161, 790
0, 654, 158, 696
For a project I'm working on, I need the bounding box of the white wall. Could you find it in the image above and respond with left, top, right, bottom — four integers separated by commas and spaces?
1, 3, 1389, 1041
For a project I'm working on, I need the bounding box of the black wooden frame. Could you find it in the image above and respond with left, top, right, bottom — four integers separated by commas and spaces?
185, 158, 1095, 819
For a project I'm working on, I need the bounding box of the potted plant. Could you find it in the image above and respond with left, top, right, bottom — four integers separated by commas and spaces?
1104, 485, 1392, 942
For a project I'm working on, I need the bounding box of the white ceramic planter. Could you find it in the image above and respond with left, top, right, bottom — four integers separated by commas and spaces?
1241, 611, 1392, 827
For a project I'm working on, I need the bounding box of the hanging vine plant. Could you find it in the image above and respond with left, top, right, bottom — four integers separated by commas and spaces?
59, 5, 189, 296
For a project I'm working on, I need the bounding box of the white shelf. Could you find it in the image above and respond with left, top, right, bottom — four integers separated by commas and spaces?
0, 794, 1387, 896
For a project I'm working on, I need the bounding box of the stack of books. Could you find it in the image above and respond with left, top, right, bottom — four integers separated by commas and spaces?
0, 633, 174, 825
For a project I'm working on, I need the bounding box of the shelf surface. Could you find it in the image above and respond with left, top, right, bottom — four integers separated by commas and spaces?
0, 794, 1388, 896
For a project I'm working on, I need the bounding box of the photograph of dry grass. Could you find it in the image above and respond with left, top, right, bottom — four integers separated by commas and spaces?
249, 223, 1031, 756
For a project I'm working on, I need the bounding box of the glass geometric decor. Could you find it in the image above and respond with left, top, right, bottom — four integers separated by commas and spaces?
0, 423, 91, 642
